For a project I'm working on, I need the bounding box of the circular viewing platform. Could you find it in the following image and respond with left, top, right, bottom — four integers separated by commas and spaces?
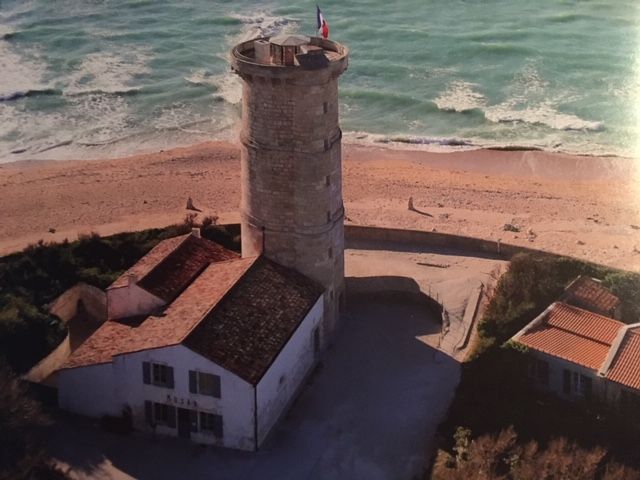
231, 35, 348, 78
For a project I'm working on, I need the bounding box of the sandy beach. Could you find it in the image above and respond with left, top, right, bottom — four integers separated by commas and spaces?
0, 141, 639, 272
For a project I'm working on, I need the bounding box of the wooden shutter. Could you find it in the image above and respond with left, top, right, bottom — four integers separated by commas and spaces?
213, 414, 223, 438
167, 366, 175, 389
144, 401, 153, 425
190, 409, 198, 432
563, 369, 571, 395
189, 371, 197, 394
142, 362, 150, 385
212, 374, 221, 398
167, 405, 177, 428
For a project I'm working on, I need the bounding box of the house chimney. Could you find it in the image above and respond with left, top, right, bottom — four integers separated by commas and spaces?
191, 227, 201, 238
126, 272, 137, 286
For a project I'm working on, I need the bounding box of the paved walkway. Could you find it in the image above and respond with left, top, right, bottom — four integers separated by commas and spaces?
345, 244, 507, 358
49, 296, 459, 480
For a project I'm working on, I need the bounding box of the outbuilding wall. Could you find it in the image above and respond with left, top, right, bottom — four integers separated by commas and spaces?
106, 283, 164, 320
256, 296, 323, 446
58, 363, 119, 417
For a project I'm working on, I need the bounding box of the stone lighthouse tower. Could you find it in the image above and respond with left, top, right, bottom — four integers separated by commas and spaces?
231, 34, 348, 339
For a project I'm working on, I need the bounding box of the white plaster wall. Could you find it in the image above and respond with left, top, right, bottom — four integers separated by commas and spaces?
106, 284, 164, 320
58, 363, 119, 417
256, 296, 323, 446
114, 345, 256, 451
530, 351, 607, 401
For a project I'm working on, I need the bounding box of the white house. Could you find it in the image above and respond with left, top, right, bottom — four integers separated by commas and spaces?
511, 278, 640, 408
56, 231, 325, 451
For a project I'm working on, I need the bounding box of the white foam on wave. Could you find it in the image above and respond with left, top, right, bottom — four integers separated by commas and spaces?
484, 101, 604, 131
0, 41, 52, 99
480, 63, 604, 132
342, 131, 478, 153
64, 47, 153, 96
206, 10, 299, 108
184, 69, 217, 87
228, 11, 298, 42
434, 80, 486, 112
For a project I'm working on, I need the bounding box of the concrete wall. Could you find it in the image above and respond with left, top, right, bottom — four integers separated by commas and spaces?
58, 363, 119, 417
233, 37, 348, 342
115, 345, 256, 451
106, 283, 164, 320
49, 282, 107, 323
256, 296, 323, 446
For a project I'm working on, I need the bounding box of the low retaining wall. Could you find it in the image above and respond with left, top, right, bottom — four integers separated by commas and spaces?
344, 224, 560, 261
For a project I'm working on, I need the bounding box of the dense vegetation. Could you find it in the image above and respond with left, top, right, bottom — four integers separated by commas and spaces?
432, 253, 640, 479
0, 364, 67, 480
0, 217, 239, 374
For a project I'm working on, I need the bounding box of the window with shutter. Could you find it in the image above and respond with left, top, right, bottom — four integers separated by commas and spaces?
200, 412, 223, 437
148, 362, 174, 389
142, 362, 150, 384
189, 371, 221, 398
144, 401, 153, 425
189, 370, 197, 394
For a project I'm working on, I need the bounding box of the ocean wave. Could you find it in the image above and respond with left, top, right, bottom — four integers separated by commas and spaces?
342, 131, 477, 152
0, 26, 16, 40
0, 88, 57, 102
434, 81, 486, 112
64, 48, 152, 96
228, 12, 298, 41
484, 102, 604, 132
211, 74, 242, 105
0, 42, 53, 101
184, 69, 217, 87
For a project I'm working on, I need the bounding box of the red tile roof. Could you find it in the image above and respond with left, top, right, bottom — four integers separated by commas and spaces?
605, 327, 640, 390
516, 302, 625, 371
110, 234, 238, 303
63, 258, 255, 369
562, 276, 620, 315
61, 255, 324, 384
184, 256, 324, 385
110, 235, 187, 289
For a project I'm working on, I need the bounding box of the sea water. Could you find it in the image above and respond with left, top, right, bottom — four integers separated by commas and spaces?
0, 0, 638, 162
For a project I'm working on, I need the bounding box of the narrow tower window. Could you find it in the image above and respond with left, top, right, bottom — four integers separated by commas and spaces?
325, 175, 331, 186
323, 102, 328, 114
327, 211, 331, 223
328, 247, 333, 259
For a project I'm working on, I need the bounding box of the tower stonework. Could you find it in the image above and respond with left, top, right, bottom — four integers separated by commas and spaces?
231, 35, 348, 340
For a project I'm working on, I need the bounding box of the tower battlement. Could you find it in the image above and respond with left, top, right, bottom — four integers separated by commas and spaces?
232, 35, 348, 341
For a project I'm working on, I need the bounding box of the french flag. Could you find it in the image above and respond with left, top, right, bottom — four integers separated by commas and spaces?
317, 5, 329, 39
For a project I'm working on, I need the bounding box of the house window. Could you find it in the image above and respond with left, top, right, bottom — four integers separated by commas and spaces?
145, 401, 176, 428
563, 369, 571, 395
536, 360, 549, 386
563, 369, 593, 400
189, 370, 221, 398
142, 361, 174, 389
200, 412, 223, 437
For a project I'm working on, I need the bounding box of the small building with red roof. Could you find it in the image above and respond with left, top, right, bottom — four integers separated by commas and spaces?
511, 277, 640, 406
55, 230, 325, 451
